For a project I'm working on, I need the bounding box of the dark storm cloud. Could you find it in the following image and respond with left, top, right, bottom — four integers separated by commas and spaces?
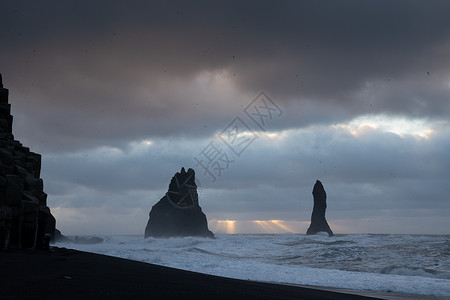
2, 1, 450, 234
2, 0, 450, 152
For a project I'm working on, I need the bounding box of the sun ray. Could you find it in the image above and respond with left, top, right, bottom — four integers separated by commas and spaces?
252, 220, 296, 233
210, 220, 237, 234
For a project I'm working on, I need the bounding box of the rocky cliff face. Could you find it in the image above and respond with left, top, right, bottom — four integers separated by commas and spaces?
145, 167, 214, 238
306, 180, 334, 237
0, 74, 55, 250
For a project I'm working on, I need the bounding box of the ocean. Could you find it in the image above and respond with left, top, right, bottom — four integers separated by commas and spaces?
55, 234, 450, 298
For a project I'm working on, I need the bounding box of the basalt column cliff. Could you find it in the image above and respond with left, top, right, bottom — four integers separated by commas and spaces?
306, 180, 334, 237
145, 167, 214, 238
0, 74, 56, 250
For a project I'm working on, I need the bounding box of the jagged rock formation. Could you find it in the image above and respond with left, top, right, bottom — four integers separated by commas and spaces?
0, 74, 56, 250
145, 167, 214, 238
306, 180, 334, 237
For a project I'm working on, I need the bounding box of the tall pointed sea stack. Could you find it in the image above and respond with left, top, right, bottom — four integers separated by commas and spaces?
306, 180, 334, 237
0, 74, 56, 250
145, 167, 214, 238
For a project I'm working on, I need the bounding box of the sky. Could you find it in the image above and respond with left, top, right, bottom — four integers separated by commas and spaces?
1, 0, 450, 235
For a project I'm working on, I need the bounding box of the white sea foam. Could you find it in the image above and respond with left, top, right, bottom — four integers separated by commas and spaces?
55, 234, 450, 297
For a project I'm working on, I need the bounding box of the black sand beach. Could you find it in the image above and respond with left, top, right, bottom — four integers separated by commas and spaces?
0, 247, 382, 300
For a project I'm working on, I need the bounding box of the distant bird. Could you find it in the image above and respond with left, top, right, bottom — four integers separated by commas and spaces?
427, 71, 430, 75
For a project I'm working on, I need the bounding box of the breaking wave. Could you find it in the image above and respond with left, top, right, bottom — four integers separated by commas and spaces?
56, 234, 450, 297
380, 265, 450, 280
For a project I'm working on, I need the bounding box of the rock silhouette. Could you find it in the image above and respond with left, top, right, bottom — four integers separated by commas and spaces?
0, 74, 56, 250
145, 167, 214, 238
306, 180, 334, 237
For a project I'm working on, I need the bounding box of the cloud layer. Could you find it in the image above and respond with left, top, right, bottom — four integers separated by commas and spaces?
1, 0, 449, 234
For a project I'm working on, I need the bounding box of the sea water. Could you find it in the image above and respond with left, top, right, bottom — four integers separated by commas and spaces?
55, 234, 450, 297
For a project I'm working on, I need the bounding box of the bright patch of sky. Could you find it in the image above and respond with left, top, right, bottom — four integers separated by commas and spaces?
333, 114, 440, 139
209, 219, 310, 234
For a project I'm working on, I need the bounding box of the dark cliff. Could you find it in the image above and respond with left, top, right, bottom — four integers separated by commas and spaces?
0, 74, 55, 250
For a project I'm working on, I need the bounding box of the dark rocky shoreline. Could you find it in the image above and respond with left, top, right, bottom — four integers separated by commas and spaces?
0, 246, 381, 300
1, 74, 55, 250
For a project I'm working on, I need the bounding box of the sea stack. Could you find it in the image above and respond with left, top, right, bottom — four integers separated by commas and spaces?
0, 74, 56, 250
306, 180, 334, 237
145, 167, 214, 238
